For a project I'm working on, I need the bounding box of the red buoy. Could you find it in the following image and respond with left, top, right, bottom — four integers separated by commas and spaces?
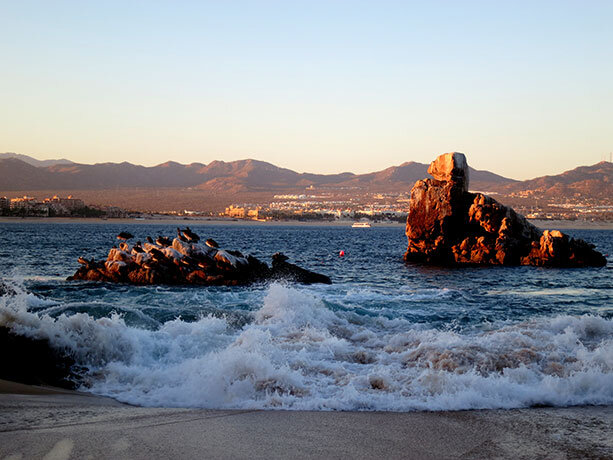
339, 250, 345, 257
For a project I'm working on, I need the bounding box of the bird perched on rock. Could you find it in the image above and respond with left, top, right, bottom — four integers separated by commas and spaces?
156, 236, 171, 247
180, 255, 196, 266
117, 231, 134, 240
205, 238, 219, 248
148, 247, 166, 262
146, 236, 154, 244
182, 227, 200, 242
77, 256, 94, 266
177, 228, 187, 242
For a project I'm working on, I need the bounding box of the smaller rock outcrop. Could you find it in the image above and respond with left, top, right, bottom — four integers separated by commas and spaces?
270, 253, 332, 284
68, 230, 332, 286
404, 152, 607, 267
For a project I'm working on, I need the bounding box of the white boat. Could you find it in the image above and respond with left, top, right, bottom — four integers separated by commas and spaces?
351, 222, 371, 228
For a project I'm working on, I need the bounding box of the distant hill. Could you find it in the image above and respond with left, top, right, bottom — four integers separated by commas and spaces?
0, 152, 74, 168
502, 161, 613, 199
2, 153, 609, 213
331, 161, 515, 192
0, 156, 515, 193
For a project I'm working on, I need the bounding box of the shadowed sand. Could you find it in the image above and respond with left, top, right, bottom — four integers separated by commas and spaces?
1, 380, 611, 459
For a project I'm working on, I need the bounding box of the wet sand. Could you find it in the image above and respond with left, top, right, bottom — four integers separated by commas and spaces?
1, 380, 611, 459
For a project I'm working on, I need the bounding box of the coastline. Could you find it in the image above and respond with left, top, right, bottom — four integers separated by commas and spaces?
0, 216, 405, 227
530, 219, 613, 230
1, 380, 610, 459
0, 216, 612, 230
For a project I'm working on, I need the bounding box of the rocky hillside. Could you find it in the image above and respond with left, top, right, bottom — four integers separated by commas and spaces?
502, 161, 612, 199
0, 155, 514, 192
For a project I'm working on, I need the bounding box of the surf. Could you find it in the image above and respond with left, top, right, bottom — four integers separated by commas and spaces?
2, 280, 612, 411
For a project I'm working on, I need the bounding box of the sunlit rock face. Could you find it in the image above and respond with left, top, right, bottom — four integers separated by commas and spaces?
427, 151, 469, 192
404, 152, 606, 267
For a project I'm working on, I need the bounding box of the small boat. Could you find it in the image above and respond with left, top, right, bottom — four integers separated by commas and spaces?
351, 222, 371, 228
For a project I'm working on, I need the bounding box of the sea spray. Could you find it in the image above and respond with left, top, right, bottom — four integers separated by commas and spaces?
1, 281, 612, 410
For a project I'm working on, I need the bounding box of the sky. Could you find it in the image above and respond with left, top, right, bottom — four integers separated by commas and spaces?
1, 1, 612, 180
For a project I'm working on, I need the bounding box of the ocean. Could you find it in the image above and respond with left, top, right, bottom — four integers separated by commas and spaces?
1, 222, 612, 411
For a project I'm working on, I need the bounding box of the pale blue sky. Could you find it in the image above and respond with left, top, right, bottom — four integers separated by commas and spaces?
1, 1, 611, 179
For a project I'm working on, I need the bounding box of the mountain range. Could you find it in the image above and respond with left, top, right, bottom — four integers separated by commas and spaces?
500, 161, 612, 199
0, 152, 74, 168
0, 154, 514, 193
0, 153, 610, 203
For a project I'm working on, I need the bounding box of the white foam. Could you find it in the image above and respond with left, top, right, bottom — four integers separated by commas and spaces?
1, 281, 612, 411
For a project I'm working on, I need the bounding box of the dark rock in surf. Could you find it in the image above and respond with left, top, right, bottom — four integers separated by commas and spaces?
270, 253, 332, 284
0, 280, 14, 297
0, 326, 77, 389
404, 152, 607, 267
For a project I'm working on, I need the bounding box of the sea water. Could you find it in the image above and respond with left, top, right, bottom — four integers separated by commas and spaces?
0, 222, 611, 411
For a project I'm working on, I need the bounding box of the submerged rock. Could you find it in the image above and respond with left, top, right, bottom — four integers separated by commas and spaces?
404, 152, 607, 267
68, 229, 331, 286
0, 280, 15, 297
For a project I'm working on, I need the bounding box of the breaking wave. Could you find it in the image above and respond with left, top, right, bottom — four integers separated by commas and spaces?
2, 281, 612, 411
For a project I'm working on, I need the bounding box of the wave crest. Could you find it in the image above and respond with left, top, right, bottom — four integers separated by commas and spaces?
1, 282, 612, 411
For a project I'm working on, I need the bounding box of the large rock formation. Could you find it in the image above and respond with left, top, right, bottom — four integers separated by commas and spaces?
404, 152, 607, 267
69, 229, 332, 286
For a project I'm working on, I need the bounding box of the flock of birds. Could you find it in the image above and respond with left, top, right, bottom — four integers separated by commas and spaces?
117, 227, 219, 249
72, 226, 331, 285
76, 227, 250, 277
119, 228, 216, 257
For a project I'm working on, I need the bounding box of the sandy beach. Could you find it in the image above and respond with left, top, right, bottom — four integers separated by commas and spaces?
0, 380, 610, 460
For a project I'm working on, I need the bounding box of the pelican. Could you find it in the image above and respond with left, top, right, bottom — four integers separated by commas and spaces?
176, 227, 188, 242
156, 236, 172, 247
205, 238, 219, 248
77, 256, 90, 266
149, 247, 166, 261
182, 227, 200, 242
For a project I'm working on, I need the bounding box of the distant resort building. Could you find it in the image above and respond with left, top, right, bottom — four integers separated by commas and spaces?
225, 205, 246, 218
9, 196, 37, 209
8, 196, 49, 216
0, 194, 115, 217
42, 195, 85, 215
224, 205, 262, 220
247, 208, 260, 219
